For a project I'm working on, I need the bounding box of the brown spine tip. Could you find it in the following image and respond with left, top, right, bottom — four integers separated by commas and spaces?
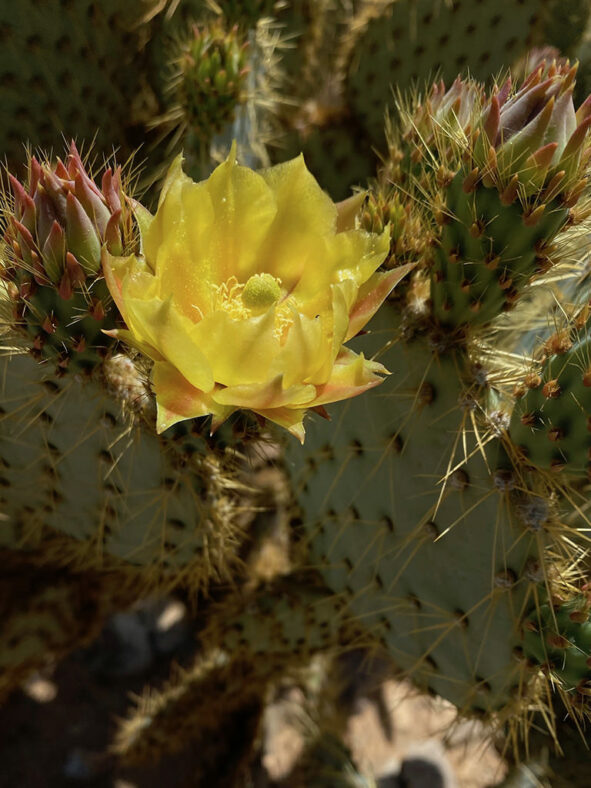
89, 299, 105, 321
462, 166, 480, 193
494, 569, 517, 588
546, 633, 570, 649
547, 427, 563, 442
417, 382, 435, 405
524, 372, 541, 389
41, 314, 57, 334
542, 379, 561, 398
550, 458, 566, 472
504, 287, 519, 304
499, 173, 520, 205
450, 468, 469, 490
520, 412, 537, 427
72, 336, 86, 353
32, 333, 45, 350
522, 204, 546, 227
513, 383, 527, 399
469, 220, 485, 238
484, 253, 500, 270
545, 331, 573, 355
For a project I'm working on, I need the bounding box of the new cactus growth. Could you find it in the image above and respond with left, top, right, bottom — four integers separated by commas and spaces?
151, 20, 251, 154
391, 61, 591, 326
1, 143, 132, 374
509, 314, 591, 478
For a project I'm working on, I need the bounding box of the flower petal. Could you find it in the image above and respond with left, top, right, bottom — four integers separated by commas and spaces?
152, 361, 233, 433
254, 406, 307, 443
311, 348, 388, 407
345, 262, 416, 341
257, 155, 337, 287
192, 308, 280, 387
336, 191, 366, 232
102, 250, 154, 322
103, 327, 165, 362
206, 142, 277, 283
276, 308, 333, 388
213, 375, 315, 409
126, 296, 214, 393
290, 227, 390, 317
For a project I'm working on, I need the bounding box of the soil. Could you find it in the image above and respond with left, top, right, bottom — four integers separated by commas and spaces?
0, 599, 507, 788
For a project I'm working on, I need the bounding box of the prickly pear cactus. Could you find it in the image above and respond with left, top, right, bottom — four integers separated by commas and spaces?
281, 61, 591, 729
4, 0, 591, 782
3, 143, 132, 374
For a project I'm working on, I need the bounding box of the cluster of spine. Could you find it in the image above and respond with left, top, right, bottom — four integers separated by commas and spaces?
151, 20, 250, 153
1, 143, 131, 374
509, 311, 591, 478
391, 61, 591, 327
523, 595, 591, 695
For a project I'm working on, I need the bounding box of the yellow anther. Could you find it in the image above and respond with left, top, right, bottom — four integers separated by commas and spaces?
242, 273, 281, 310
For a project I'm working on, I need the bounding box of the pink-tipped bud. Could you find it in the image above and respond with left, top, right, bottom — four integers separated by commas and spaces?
41, 220, 66, 283
65, 251, 86, 288
65, 191, 102, 273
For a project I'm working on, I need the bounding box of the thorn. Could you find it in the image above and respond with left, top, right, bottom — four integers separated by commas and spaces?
548, 427, 563, 442
542, 379, 561, 399
469, 220, 485, 238
524, 373, 541, 388
58, 271, 73, 300
41, 314, 58, 334
484, 253, 500, 270
522, 204, 546, 227
520, 412, 538, 427
71, 336, 86, 353
540, 170, 566, 202
89, 299, 105, 321
462, 166, 480, 193
499, 173, 520, 205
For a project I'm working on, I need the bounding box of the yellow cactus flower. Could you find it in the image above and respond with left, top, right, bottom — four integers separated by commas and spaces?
103, 144, 412, 441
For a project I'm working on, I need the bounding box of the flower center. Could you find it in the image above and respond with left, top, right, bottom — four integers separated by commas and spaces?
211, 274, 294, 343
241, 273, 281, 311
